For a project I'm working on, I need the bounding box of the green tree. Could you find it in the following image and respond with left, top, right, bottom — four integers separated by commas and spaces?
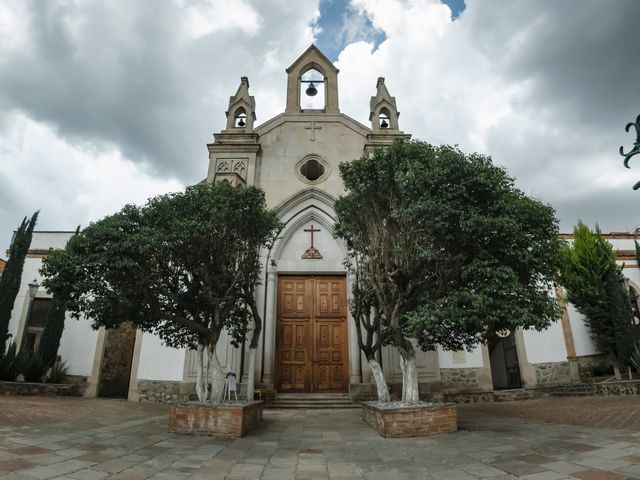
36, 296, 66, 368
335, 141, 561, 405
559, 222, 636, 378
41, 183, 280, 404
0, 211, 39, 347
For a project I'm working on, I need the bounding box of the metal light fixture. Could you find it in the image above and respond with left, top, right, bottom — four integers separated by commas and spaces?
496, 329, 510, 338
28, 279, 39, 299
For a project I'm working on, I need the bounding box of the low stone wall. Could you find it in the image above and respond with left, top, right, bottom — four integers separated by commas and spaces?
168, 401, 263, 437
137, 380, 195, 404
576, 355, 611, 380
440, 368, 484, 392
0, 380, 86, 396
361, 402, 457, 438
596, 380, 640, 396
533, 362, 572, 385
443, 390, 494, 403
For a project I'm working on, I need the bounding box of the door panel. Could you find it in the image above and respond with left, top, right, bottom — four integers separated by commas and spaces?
276, 275, 348, 393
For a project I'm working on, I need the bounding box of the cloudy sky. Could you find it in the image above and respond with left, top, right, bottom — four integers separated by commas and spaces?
0, 0, 638, 253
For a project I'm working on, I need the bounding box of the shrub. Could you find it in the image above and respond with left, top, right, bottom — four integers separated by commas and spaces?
19, 350, 49, 382
0, 342, 20, 381
46, 360, 69, 384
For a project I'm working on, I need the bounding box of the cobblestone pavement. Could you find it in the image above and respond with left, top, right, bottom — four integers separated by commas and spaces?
460, 396, 640, 432
1, 396, 640, 479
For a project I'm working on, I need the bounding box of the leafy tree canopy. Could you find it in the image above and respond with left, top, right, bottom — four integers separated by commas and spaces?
335, 141, 561, 353
41, 182, 281, 351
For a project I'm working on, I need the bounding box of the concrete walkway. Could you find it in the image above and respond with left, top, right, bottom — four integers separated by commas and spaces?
0, 397, 639, 479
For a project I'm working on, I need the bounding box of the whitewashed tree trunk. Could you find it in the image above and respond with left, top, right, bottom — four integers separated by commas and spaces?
195, 344, 208, 402
400, 352, 419, 405
613, 364, 622, 380
210, 345, 225, 405
246, 347, 257, 401
368, 358, 390, 402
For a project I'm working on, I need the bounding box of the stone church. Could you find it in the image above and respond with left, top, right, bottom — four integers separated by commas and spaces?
6, 46, 640, 402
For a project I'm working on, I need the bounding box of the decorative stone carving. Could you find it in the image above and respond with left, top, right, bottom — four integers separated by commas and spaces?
215, 159, 248, 186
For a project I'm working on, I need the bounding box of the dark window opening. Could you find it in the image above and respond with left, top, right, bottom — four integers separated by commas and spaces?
300, 159, 325, 181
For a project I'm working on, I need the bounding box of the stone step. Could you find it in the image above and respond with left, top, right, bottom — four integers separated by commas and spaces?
542, 383, 597, 397
269, 403, 360, 409
493, 389, 539, 402
268, 392, 358, 409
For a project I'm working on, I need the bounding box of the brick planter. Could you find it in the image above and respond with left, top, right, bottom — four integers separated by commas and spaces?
168, 401, 263, 438
362, 401, 457, 438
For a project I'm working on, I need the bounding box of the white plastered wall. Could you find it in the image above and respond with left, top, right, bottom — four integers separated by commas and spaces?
7, 232, 99, 377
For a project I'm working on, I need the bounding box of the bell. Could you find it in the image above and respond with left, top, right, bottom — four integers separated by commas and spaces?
380, 118, 389, 128
305, 82, 318, 97
237, 117, 246, 127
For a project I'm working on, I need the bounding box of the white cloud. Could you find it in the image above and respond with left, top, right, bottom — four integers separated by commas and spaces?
335, 0, 640, 232
0, 111, 183, 237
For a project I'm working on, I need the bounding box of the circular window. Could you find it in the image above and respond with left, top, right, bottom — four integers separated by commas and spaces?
296, 155, 330, 184
300, 159, 325, 181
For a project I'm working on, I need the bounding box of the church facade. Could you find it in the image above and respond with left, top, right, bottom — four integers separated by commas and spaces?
6, 46, 640, 402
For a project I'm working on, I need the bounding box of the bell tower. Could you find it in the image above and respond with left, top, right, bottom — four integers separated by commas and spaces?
285, 45, 340, 114
365, 77, 410, 154
206, 77, 260, 186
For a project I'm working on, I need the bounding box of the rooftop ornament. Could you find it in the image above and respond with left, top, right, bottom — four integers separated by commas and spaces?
620, 114, 640, 190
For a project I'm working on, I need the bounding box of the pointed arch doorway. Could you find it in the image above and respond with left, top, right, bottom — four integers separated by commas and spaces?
275, 275, 348, 393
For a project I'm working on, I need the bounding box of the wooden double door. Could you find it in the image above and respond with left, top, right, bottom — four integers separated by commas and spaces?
276, 275, 348, 393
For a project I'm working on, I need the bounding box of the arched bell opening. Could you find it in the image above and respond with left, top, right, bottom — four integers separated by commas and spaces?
378, 107, 391, 129
300, 67, 326, 110
234, 107, 247, 128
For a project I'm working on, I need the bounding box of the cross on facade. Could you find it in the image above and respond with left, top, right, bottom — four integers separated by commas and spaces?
304, 122, 322, 142
302, 224, 322, 259
304, 224, 320, 248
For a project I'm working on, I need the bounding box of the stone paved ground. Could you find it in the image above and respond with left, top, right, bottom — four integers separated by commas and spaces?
460, 396, 640, 431
1, 396, 640, 479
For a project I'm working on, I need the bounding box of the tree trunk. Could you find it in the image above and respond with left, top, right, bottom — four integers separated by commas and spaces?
399, 346, 419, 405
246, 347, 257, 401
611, 353, 622, 380
195, 344, 207, 402
245, 298, 262, 403
367, 357, 390, 402
613, 364, 622, 380
210, 344, 225, 405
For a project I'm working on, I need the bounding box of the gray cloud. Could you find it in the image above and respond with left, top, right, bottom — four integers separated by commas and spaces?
1, 0, 638, 255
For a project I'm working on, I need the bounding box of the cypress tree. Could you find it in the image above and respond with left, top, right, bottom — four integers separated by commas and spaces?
0, 211, 39, 348
37, 296, 66, 368
559, 222, 635, 378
